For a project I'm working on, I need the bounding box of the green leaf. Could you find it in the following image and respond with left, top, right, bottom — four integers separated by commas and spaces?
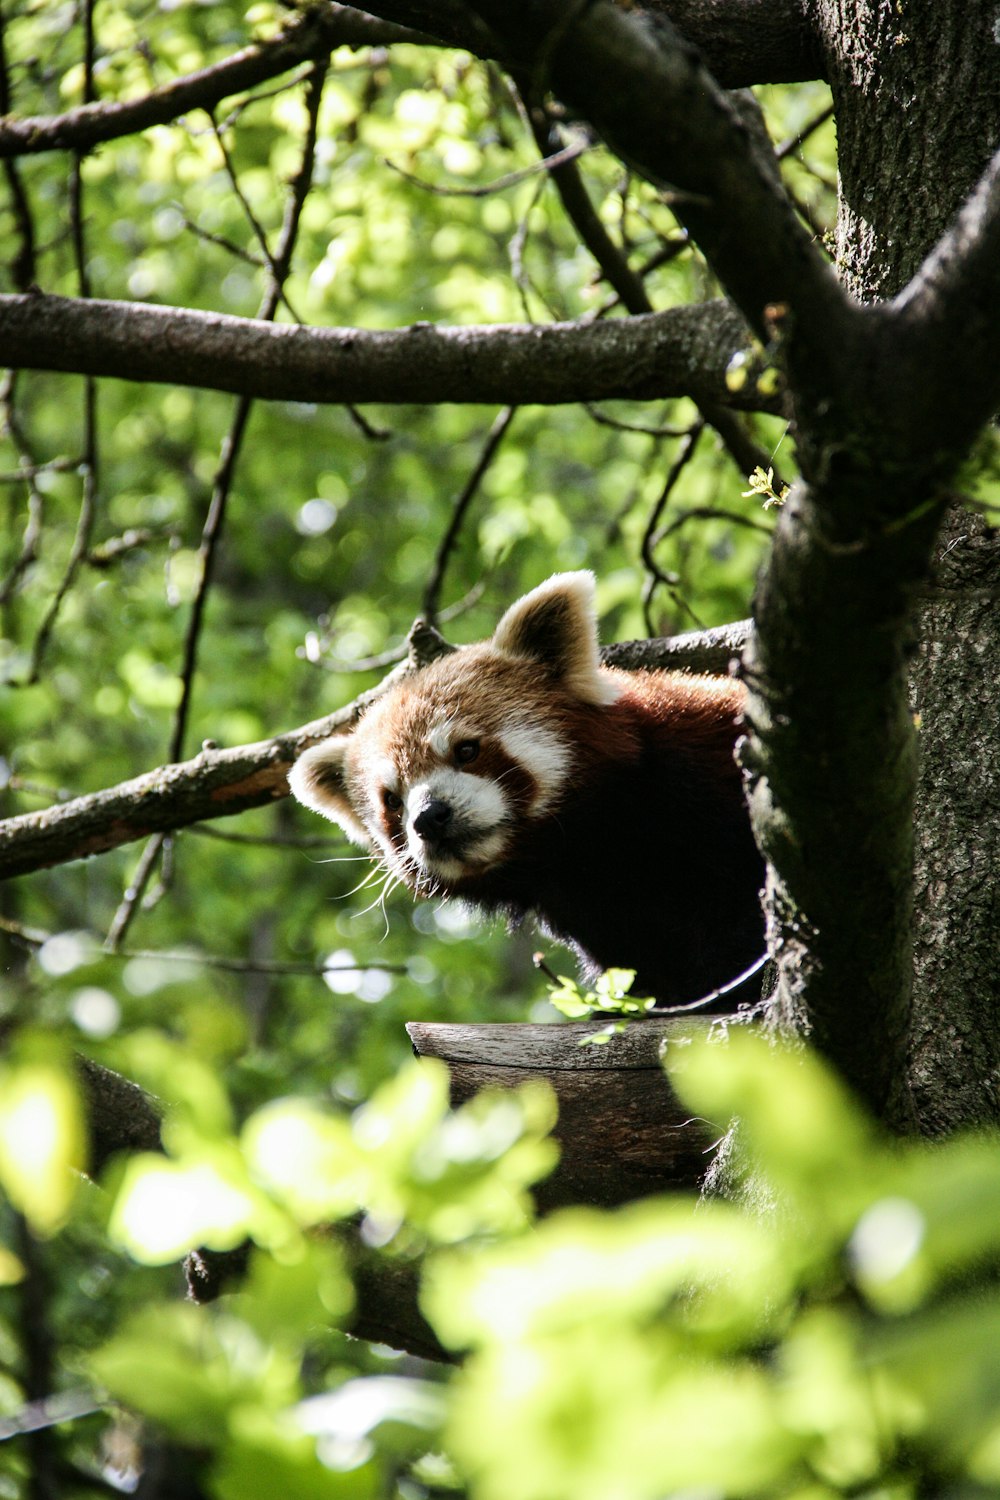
0, 1038, 86, 1236
90, 1303, 300, 1445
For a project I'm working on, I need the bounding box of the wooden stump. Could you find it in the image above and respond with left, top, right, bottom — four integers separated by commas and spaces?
406, 1017, 721, 1211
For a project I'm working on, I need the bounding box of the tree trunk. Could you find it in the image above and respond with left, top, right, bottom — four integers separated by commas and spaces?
812, 0, 1000, 1128
817, 1, 1000, 298
909, 509, 1000, 1132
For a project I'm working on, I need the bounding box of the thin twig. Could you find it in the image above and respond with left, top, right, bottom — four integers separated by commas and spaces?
345, 404, 393, 442
0, 382, 49, 609
106, 62, 329, 946
187, 824, 343, 849
120, 948, 411, 979
182, 213, 266, 269
209, 112, 301, 321
0, 2, 36, 289
423, 407, 516, 626
508, 170, 553, 320
524, 94, 777, 543
641, 421, 706, 633
775, 103, 834, 162
0, 457, 78, 484
22, 2, 98, 684
175, 59, 328, 766
699, 400, 788, 493
0, 917, 410, 978
584, 404, 688, 438
383, 132, 589, 198
302, 581, 486, 674
651, 503, 773, 551
586, 234, 690, 320
526, 101, 652, 315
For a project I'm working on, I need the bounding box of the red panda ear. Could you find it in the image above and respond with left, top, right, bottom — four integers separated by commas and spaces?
287, 737, 371, 847
491, 571, 619, 706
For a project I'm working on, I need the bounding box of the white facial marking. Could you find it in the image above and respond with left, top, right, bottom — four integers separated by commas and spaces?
405, 767, 510, 874
428, 719, 456, 759
408, 768, 507, 830
371, 757, 400, 797
498, 724, 572, 812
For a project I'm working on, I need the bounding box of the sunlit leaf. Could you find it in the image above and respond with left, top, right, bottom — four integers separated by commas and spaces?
423, 1194, 793, 1351
0, 1044, 86, 1235
108, 1148, 282, 1263
90, 1303, 300, 1444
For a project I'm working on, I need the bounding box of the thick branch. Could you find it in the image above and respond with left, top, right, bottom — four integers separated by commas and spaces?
77, 1056, 163, 1174
0, 293, 774, 411
0, 7, 436, 160
0, 626, 748, 880
0, 0, 821, 169
73, 1056, 451, 1360
643, 0, 823, 87
889, 144, 1000, 461
455, 0, 848, 355
367, 0, 823, 87
603, 618, 750, 675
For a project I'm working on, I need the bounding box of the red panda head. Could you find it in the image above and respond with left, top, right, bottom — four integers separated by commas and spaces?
288, 572, 620, 893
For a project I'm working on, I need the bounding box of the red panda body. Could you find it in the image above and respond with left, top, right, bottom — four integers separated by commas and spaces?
290, 573, 764, 1008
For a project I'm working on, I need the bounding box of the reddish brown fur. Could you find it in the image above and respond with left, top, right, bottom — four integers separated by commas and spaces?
290, 573, 764, 1008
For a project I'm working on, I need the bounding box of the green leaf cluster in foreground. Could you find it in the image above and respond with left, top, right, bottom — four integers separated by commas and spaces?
5, 1031, 1000, 1499
434, 1032, 1000, 1500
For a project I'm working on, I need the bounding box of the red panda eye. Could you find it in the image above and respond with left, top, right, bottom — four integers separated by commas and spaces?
383, 789, 402, 811
454, 739, 480, 766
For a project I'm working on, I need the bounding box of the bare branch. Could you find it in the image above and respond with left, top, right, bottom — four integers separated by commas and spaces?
22, 30, 100, 685
0, 292, 776, 411
104, 63, 333, 946
363, 0, 824, 87
640, 421, 706, 630
602, 620, 751, 674
0, 6, 434, 160
423, 406, 515, 626
526, 105, 652, 316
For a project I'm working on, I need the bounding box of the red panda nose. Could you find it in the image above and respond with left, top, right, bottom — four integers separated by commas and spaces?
413, 799, 453, 842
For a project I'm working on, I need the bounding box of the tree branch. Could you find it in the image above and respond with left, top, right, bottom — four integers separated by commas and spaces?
0, 6, 435, 160
0, 624, 750, 880
0, 293, 776, 411
0, 0, 822, 170
364, 0, 823, 87
889, 143, 1000, 463
459, 0, 849, 360
642, 0, 823, 87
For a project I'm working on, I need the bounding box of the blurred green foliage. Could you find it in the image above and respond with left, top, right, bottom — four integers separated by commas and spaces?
5, 1024, 1000, 1499
0, 2, 906, 1496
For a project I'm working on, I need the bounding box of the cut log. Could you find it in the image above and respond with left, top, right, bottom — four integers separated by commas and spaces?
406, 1017, 722, 1210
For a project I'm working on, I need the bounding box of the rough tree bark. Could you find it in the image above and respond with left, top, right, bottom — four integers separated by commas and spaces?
809, 0, 1000, 1130
0, 294, 767, 412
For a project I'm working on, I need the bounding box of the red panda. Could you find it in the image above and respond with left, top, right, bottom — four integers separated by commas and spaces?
289, 572, 765, 1009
